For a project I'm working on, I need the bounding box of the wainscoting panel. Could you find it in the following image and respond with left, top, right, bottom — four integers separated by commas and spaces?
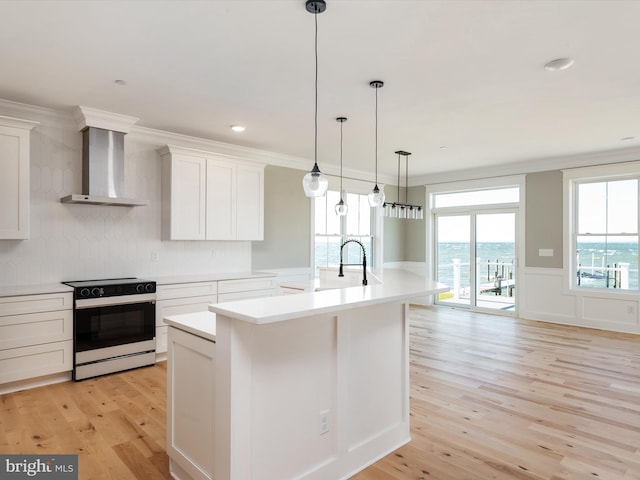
521, 267, 640, 334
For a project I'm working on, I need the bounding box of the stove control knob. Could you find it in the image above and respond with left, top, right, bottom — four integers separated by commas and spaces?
145, 283, 155, 293
91, 287, 103, 297
136, 284, 145, 293
79, 288, 90, 298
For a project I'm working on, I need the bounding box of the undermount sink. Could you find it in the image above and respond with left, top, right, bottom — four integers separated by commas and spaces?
314, 267, 380, 291
314, 281, 357, 292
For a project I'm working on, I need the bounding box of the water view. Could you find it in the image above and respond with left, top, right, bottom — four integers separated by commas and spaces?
437, 241, 638, 290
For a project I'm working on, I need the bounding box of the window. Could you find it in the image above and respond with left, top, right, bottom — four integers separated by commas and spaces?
314, 191, 373, 277
574, 178, 638, 290
564, 161, 640, 292
433, 187, 519, 208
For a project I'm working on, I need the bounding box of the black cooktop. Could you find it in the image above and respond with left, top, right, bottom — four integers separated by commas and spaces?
63, 278, 156, 298
63, 277, 152, 288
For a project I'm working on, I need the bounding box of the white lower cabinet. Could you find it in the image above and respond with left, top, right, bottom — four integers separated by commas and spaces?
217, 277, 275, 302
0, 291, 73, 386
155, 282, 217, 354
167, 326, 215, 480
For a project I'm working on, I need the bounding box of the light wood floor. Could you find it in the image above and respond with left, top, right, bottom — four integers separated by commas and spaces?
355, 307, 640, 480
2, 307, 640, 480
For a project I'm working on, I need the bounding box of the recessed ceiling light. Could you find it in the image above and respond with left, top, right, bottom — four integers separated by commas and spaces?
621, 136, 635, 142
114, 79, 127, 85
544, 58, 574, 72
230, 125, 246, 132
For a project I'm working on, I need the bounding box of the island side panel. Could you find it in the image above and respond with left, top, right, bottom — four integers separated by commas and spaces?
215, 313, 254, 480
215, 300, 410, 480
250, 313, 338, 479
338, 301, 411, 476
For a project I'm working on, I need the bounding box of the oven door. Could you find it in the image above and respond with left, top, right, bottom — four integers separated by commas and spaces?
74, 293, 156, 352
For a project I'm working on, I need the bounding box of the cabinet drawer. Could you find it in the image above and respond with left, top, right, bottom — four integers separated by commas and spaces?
156, 282, 217, 301
218, 290, 275, 303
0, 309, 73, 350
0, 292, 73, 316
156, 295, 217, 327
218, 278, 274, 294
0, 340, 73, 384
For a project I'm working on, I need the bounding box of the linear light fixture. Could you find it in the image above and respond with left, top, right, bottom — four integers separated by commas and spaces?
382, 151, 423, 220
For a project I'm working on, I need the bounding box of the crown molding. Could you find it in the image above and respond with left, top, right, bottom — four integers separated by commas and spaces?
0, 97, 394, 184
0, 115, 39, 130
74, 106, 139, 133
412, 145, 640, 186
131, 124, 309, 170
0, 98, 71, 124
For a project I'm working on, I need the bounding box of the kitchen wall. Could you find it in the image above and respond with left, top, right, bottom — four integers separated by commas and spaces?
383, 185, 426, 263
252, 166, 310, 269
525, 170, 563, 268
405, 185, 426, 262
0, 102, 252, 287
382, 186, 405, 263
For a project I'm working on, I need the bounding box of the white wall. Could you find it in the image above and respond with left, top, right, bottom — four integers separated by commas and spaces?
0, 101, 252, 287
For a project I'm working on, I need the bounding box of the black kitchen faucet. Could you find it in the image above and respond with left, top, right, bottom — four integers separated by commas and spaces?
338, 239, 368, 286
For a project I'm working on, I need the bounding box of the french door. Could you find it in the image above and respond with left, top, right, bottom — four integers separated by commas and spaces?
435, 209, 517, 314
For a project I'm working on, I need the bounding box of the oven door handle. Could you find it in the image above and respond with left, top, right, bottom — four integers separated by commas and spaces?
75, 293, 156, 309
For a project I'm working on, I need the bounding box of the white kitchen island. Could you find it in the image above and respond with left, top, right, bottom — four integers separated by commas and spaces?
165, 268, 448, 480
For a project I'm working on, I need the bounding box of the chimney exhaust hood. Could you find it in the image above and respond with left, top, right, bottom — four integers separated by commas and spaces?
60, 106, 148, 207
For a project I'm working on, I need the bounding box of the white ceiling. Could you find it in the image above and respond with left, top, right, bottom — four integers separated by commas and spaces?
2, 0, 640, 183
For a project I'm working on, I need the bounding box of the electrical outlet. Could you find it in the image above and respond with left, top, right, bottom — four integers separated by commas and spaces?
151, 252, 159, 261
627, 305, 634, 314
319, 410, 330, 435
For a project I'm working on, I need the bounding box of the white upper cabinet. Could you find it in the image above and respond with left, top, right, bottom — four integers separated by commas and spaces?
161, 145, 265, 241
206, 158, 236, 240
235, 163, 264, 241
162, 150, 207, 240
0, 116, 38, 239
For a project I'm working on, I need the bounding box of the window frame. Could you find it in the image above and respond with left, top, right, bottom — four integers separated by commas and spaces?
563, 161, 640, 295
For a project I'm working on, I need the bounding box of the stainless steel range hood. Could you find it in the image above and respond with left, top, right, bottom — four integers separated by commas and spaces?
61, 106, 147, 207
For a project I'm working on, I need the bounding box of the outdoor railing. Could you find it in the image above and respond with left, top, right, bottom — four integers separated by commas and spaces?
448, 258, 515, 299
577, 262, 629, 288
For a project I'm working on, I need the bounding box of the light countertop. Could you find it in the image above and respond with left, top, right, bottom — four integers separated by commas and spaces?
164, 311, 216, 342
0, 272, 275, 298
210, 268, 449, 325
0, 283, 74, 298
152, 271, 275, 285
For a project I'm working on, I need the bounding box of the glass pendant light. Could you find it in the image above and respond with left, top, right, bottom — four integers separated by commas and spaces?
302, 0, 329, 197
368, 80, 386, 207
335, 117, 348, 216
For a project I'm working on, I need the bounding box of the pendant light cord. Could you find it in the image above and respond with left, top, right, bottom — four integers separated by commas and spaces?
314, 12, 318, 168
397, 153, 401, 204
340, 120, 344, 193
405, 154, 409, 204
375, 86, 378, 185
